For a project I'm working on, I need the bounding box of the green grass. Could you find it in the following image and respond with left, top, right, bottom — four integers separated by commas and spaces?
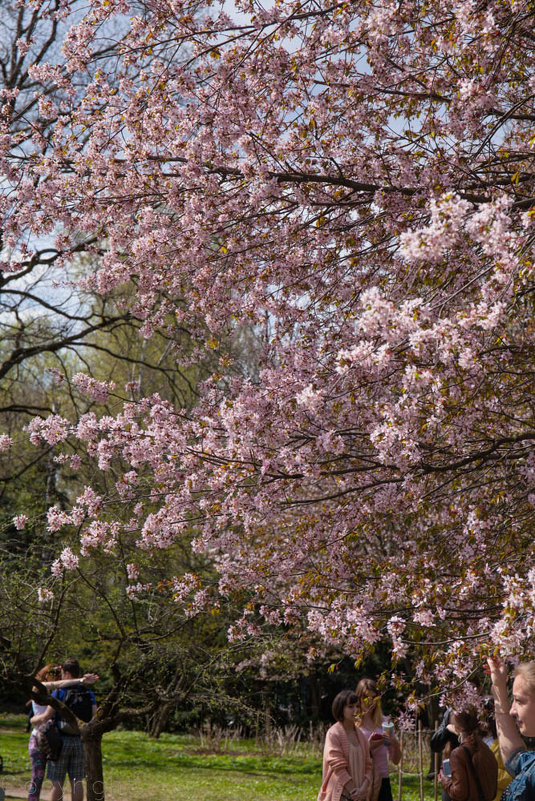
98, 731, 322, 801
0, 715, 437, 800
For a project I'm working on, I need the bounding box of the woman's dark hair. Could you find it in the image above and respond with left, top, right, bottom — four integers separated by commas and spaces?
452, 709, 480, 736
332, 689, 359, 722
62, 657, 81, 678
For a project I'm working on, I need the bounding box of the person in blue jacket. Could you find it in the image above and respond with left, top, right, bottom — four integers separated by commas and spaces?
487, 656, 535, 801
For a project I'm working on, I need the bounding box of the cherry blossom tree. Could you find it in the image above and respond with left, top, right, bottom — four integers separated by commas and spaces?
3, 0, 535, 709
0, 1, 181, 494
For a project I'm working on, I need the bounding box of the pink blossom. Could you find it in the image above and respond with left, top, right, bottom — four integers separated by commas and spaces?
16, 38, 33, 56
26, 416, 70, 446
0, 434, 12, 452
13, 515, 28, 530
10, 0, 535, 700
47, 506, 71, 532
37, 587, 54, 603
59, 547, 79, 571
126, 582, 152, 599
51, 559, 63, 577
73, 373, 115, 403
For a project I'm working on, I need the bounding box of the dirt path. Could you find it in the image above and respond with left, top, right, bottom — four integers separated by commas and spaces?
0, 784, 53, 800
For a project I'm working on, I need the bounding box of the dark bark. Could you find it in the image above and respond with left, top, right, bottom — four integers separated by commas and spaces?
148, 701, 171, 739
83, 732, 104, 801
28, 677, 156, 801
79, 706, 155, 801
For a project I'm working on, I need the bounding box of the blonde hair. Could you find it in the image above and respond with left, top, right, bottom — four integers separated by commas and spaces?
514, 661, 535, 696
355, 677, 383, 728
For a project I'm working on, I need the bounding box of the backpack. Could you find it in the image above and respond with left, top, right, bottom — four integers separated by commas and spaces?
35, 719, 62, 760
57, 686, 93, 735
461, 744, 497, 801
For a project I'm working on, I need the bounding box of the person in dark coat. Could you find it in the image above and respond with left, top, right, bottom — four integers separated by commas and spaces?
438, 709, 498, 801
431, 708, 460, 801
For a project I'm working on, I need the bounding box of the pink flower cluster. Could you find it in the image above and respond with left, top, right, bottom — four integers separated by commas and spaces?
73, 373, 115, 403
5, 0, 535, 698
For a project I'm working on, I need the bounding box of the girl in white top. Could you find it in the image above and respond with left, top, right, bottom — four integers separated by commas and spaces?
356, 678, 401, 801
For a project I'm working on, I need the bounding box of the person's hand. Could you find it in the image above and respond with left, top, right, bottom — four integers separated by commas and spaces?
369, 731, 384, 750
486, 656, 507, 684
486, 655, 512, 713
486, 656, 509, 699
437, 769, 448, 788
81, 673, 99, 685
387, 730, 399, 747
350, 784, 367, 801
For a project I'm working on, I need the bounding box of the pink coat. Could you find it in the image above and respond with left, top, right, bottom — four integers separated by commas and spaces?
318, 721, 373, 801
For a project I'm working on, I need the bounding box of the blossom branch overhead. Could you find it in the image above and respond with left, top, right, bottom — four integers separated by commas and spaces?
2, 0, 535, 699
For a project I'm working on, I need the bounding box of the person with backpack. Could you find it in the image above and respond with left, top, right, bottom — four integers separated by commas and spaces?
34, 657, 97, 801
28, 663, 98, 801
437, 709, 498, 801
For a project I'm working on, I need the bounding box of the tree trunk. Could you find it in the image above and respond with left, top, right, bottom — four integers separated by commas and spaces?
82, 730, 105, 801
426, 697, 440, 778
148, 701, 171, 738
308, 673, 320, 719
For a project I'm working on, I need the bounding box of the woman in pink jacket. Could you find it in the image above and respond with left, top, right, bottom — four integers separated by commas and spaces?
318, 689, 374, 801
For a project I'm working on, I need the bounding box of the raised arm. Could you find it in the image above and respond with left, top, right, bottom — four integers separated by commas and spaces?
40, 672, 99, 690
487, 657, 525, 763
30, 673, 99, 726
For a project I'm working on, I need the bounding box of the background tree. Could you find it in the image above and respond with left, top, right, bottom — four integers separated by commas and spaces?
0, 515, 267, 801
0, 7, 324, 799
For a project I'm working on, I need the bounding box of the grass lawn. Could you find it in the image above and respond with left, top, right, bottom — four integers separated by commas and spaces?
0, 715, 436, 800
